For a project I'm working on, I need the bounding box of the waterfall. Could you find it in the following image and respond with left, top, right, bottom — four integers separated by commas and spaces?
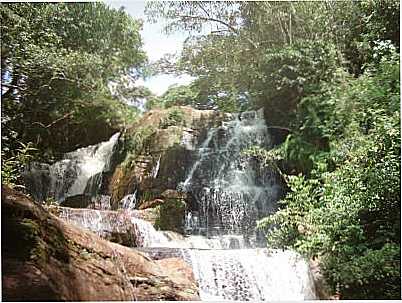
129, 216, 170, 247
120, 191, 137, 210
59, 207, 118, 238
179, 109, 279, 241
24, 132, 120, 202
37, 109, 317, 300
150, 155, 161, 178
58, 207, 170, 248
165, 234, 248, 249
183, 249, 316, 301
171, 109, 317, 300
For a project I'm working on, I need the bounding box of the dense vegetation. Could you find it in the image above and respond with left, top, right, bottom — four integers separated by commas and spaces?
1, 1, 399, 299
1, 3, 146, 184
145, 0, 400, 299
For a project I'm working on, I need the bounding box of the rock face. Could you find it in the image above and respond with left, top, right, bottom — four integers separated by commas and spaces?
109, 106, 232, 209
1, 186, 199, 301
53, 206, 159, 247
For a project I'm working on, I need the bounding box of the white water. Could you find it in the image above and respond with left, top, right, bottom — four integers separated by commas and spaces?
25, 132, 120, 202
130, 217, 170, 247
88, 195, 111, 210
172, 109, 317, 300
115, 221, 317, 300
184, 248, 316, 301
179, 109, 278, 239
165, 234, 248, 249
59, 207, 115, 238
120, 191, 137, 210
180, 128, 218, 190
150, 155, 161, 178
58, 207, 169, 248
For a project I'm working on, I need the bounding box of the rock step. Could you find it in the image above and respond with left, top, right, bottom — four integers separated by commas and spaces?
49, 206, 158, 247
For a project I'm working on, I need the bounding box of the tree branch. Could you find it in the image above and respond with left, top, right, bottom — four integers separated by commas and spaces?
266, 126, 291, 132
2, 83, 20, 90
32, 111, 75, 129
195, 1, 211, 19
176, 14, 259, 49
45, 111, 75, 129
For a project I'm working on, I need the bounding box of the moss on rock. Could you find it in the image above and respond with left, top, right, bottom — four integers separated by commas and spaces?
154, 199, 186, 233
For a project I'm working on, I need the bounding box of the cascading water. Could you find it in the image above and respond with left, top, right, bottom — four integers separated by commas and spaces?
24, 132, 120, 202
58, 206, 169, 248
120, 191, 138, 210
171, 109, 317, 300
36, 109, 317, 300
183, 249, 316, 301
179, 109, 280, 242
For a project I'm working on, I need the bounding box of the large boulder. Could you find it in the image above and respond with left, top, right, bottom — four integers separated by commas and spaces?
50, 206, 159, 247
1, 186, 199, 301
154, 198, 187, 234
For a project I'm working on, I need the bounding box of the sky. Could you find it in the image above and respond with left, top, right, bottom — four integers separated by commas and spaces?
104, 0, 194, 96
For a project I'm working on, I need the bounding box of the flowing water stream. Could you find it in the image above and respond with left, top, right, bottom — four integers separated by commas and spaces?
29, 110, 317, 300
24, 132, 120, 202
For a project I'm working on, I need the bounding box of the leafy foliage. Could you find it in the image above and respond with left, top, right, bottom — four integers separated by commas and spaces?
1, 3, 146, 167
146, 1, 399, 121
160, 108, 186, 128
2, 2, 399, 300
157, 84, 200, 109
257, 54, 400, 299
1, 142, 38, 188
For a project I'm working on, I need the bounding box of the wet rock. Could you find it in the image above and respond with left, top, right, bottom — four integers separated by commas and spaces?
109, 106, 230, 208
154, 199, 186, 234
61, 194, 92, 208
158, 258, 196, 287
2, 186, 199, 301
160, 189, 187, 200
109, 166, 138, 209
87, 194, 112, 210
55, 207, 137, 247
266, 126, 290, 146
139, 198, 165, 210
52, 206, 160, 247
162, 230, 187, 242
309, 257, 332, 299
136, 247, 185, 260
138, 190, 187, 211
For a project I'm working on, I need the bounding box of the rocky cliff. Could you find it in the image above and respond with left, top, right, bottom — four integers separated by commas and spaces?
108, 106, 234, 231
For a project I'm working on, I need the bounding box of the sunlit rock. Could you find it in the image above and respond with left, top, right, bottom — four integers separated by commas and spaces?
1, 186, 199, 301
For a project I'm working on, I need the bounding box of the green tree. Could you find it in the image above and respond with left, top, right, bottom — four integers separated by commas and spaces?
158, 84, 199, 108
257, 53, 400, 299
146, 1, 399, 122
1, 3, 147, 162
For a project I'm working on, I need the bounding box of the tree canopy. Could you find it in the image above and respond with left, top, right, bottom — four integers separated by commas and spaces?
146, 1, 399, 120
